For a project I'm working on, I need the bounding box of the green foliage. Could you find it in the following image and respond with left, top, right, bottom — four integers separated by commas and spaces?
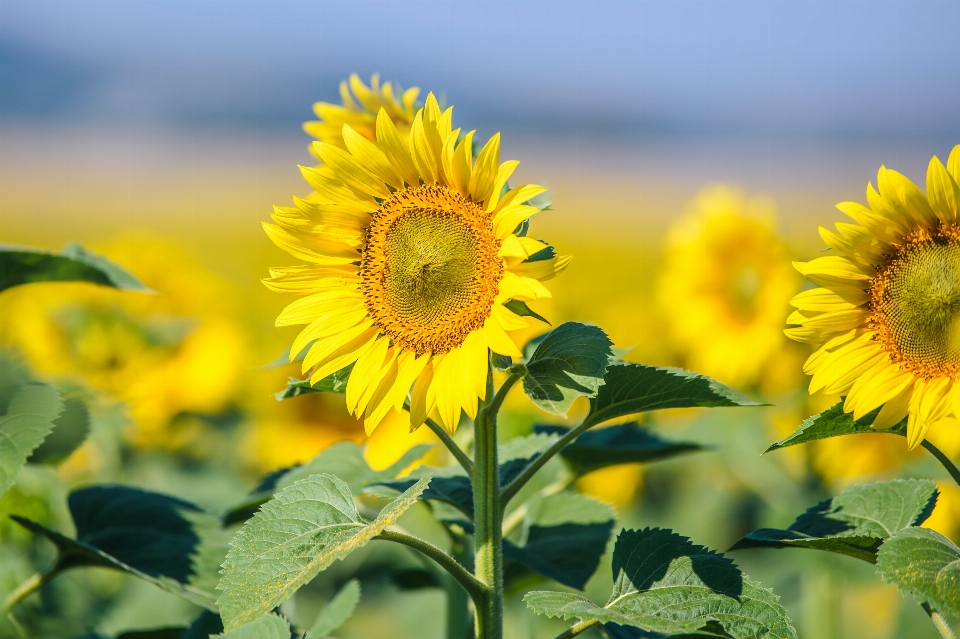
876, 527, 960, 617
0, 242, 149, 292
12, 485, 229, 610
222, 441, 432, 525
28, 393, 90, 465
524, 527, 797, 638
534, 422, 705, 475
521, 322, 613, 415
504, 492, 614, 590
304, 579, 361, 639
765, 401, 906, 452
586, 365, 761, 428
213, 613, 290, 639
0, 383, 63, 497
217, 474, 429, 632
731, 479, 938, 563
274, 364, 353, 400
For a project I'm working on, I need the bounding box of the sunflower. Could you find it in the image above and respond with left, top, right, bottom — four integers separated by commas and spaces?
264, 92, 569, 434
657, 185, 800, 389
786, 145, 960, 449
303, 73, 419, 152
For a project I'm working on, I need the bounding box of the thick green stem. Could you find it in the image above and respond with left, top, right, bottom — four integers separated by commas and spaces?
920, 439, 960, 488
376, 530, 485, 603
472, 367, 519, 639
923, 602, 957, 639
554, 619, 600, 639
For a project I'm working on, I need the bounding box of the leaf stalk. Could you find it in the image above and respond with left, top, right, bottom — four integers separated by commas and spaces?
376, 529, 485, 602
554, 619, 600, 639
920, 439, 960, 488
923, 603, 957, 639
2, 569, 53, 611
500, 418, 594, 507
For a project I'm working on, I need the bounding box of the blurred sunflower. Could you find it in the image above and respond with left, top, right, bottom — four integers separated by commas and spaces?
0, 237, 246, 450
304, 73, 420, 154
786, 146, 960, 448
265, 92, 568, 434
657, 185, 801, 390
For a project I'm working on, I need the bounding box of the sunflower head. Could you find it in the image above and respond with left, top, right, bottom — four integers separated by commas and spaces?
303, 73, 420, 155
265, 90, 569, 435
787, 145, 960, 448
657, 185, 799, 389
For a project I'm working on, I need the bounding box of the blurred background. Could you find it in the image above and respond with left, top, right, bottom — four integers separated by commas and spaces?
1, 1, 959, 637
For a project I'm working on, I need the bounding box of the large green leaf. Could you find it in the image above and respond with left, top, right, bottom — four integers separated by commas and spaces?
222, 442, 432, 525
765, 401, 906, 452
522, 322, 613, 415
586, 365, 761, 428
504, 492, 614, 590
534, 422, 705, 475
876, 527, 960, 617
0, 383, 63, 497
12, 485, 229, 610
730, 479, 937, 563
213, 613, 290, 639
217, 474, 429, 631
274, 364, 353, 400
305, 579, 361, 639
524, 528, 797, 638
0, 242, 149, 292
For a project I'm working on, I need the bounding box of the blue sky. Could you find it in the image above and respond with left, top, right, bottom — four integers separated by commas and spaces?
1, 0, 958, 143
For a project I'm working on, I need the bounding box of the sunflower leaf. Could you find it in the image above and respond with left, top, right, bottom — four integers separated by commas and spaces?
28, 393, 90, 465
0, 242, 150, 292
522, 322, 613, 416
533, 422, 705, 475
274, 364, 354, 400
217, 474, 429, 631
212, 613, 290, 639
504, 299, 550, 325
586, 364, 762, 428
504, 492, 615, 590
524, 527, 797, 638
730, 479, 938, 563
11, 485, 229, 610
765, 401, 906, 452
876, 527, 960, 617
222, 441, 432, 525
305, 579, 361, 639
0, 383, 63, 497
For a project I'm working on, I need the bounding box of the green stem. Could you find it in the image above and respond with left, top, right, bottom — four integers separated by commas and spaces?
554, 619, 600, 639
920, 439, 960, 488
473, 366, 519, 639
2, 570, 52, 611
376, 530, 485, 603
404, 400, 474, 475
501, 418, 593, 507
923, 602, 957, 639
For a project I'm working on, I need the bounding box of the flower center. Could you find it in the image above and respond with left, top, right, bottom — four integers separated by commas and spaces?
870, 225, 960, 377
360, 185, 503, 355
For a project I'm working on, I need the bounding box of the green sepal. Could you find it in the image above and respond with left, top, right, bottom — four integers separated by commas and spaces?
730, 479, 938, 563
274, 364, 353, 400
504, 299, 550, 325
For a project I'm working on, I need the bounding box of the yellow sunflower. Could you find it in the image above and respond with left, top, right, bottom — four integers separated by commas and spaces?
786, 145, 960, 449
303, 73, 419, 151
264, 92, 569, 434
657, 185, 800, 389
